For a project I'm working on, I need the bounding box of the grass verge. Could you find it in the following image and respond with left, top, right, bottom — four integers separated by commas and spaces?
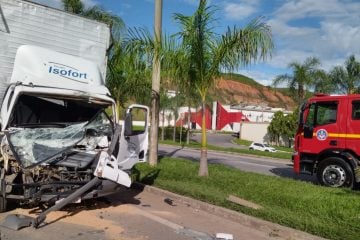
232, 138, 252, 146
160, 140, 292, 160
133, 157, 360, 240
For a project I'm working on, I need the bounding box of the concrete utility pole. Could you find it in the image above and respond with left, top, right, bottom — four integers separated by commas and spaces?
149, 0, 162, 166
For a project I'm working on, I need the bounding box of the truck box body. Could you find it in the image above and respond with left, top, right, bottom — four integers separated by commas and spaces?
0, 0, 110, 104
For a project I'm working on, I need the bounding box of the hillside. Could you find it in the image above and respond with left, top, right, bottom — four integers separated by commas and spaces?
212, 73, 296, 110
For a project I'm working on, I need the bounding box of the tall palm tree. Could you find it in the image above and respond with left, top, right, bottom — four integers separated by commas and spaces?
174, 0, 273, 176
329, 55, 360, 94
273, 57, 321, 107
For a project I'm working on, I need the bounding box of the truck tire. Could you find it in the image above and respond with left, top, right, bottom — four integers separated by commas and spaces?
317, 157, 354, 188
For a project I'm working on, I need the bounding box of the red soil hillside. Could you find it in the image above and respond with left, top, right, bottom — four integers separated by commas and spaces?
212, 74, 296, 110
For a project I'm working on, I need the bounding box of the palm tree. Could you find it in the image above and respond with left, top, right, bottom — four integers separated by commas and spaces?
63, 0, 83, 14
62, 0, 145, 116
273, 57, 322, 107
329, 55, 360, 94
312, 70, 334, 94
62, 0, 124, 41
174, 0, 273, 176
107, 41, 152, 116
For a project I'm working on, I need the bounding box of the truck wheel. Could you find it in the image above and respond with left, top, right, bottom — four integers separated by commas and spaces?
317, 157, 354, 188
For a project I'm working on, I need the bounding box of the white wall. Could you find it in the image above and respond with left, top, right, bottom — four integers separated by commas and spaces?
234, 122, 270, 143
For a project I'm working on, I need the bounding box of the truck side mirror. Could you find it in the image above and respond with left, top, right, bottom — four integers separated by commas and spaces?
303, 125, 313, 138
124, 112, 133, 137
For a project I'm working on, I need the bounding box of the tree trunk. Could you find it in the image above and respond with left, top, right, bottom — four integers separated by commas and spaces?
298, 83, 304, 108
180, 118, 183, 144
116, 99, 121, 121
198, 101, 208, 176
173, 115, 176, 142
186, 104, 191, 144
148, 0, 162, 166
161, 110, 165, 141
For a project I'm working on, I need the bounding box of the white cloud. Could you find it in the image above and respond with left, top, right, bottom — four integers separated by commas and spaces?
224, 1, 260, 20
237, 69, 277, 86
264, 0, 360, 74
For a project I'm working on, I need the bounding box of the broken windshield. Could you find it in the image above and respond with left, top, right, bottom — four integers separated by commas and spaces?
7, 111, 113, 168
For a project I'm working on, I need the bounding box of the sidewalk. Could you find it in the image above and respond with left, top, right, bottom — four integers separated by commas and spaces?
132, 183, 325, 240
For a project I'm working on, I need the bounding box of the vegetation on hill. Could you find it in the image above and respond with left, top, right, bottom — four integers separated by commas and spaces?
220, 73, 262, 87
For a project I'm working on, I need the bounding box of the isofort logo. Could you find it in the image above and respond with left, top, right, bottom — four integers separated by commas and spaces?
48, 62, 88, 83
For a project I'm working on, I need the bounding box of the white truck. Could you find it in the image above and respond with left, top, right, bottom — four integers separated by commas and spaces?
0, 0, 149, 228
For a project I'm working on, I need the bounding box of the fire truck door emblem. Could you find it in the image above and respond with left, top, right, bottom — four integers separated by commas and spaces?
316, 129, 328, 141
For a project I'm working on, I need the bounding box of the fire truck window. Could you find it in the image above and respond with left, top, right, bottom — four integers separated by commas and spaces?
352, 101, 360, 120
315, 102, 337, 126
305, 104, 315, 127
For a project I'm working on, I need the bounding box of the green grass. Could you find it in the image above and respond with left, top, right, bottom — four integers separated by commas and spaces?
274, 145, 294, 153
160, 140, 292, 160
232, 138, 252, 146
134, 158, 360, 240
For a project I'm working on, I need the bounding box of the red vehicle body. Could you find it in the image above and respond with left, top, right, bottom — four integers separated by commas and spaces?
293, 94, 360, 188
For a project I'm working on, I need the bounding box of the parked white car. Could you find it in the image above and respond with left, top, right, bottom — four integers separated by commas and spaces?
249, 142, 277, 152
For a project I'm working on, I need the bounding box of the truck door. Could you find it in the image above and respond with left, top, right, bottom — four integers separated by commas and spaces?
94, 104, 149, 187
302, 100, 343, 153
345, 98, 360, 153
117, 104, 149, 170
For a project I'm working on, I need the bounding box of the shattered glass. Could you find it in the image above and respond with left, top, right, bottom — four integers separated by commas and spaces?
7, 112, 113, 168
8, 123, 86, 167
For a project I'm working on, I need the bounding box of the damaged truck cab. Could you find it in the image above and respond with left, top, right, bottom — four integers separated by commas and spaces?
0, 45, 149, 212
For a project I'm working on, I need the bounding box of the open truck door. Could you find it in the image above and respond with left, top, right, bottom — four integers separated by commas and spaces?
119, 104, 149, 167
94, 104, 149, 187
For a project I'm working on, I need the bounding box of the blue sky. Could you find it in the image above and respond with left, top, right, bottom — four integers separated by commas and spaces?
34, 0, 360, 87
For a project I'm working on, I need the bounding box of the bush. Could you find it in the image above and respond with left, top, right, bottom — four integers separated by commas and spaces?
159, 126, 187, 141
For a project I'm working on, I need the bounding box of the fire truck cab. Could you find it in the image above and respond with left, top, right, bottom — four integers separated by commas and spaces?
293, 94, 360, 188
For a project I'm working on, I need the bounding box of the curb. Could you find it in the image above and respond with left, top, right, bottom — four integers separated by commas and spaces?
132, 183, 325, 240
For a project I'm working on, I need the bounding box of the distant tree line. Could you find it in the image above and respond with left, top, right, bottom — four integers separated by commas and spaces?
269, 55, 360, 146
273, 55, 360, 108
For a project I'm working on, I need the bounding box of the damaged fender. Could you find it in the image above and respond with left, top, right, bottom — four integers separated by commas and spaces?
94, 151, 131, 187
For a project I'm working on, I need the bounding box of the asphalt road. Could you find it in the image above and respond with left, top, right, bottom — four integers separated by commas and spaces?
160, 133, 316, 184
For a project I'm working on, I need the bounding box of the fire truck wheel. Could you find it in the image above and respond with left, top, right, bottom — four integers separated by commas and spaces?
317, 157, 354, 188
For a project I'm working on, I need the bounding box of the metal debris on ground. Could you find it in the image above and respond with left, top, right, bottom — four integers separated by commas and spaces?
164, 198, 176, 206
215, 232, 234, 240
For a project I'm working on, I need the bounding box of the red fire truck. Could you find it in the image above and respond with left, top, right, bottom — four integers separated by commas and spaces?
293, 94, 360, 188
